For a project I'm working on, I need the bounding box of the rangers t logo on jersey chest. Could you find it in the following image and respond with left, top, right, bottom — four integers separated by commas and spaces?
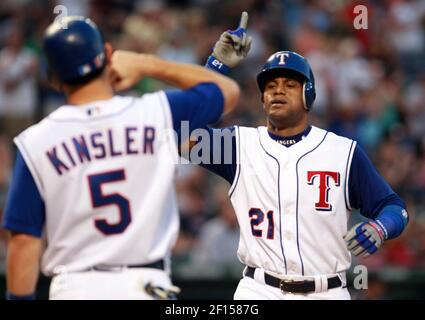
307, 171, 340, 211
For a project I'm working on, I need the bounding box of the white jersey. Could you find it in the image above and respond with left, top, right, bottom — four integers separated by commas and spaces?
230, 125, 356, 277
15, 92, 179, 276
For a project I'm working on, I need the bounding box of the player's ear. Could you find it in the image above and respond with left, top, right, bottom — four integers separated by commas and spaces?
104, 43, 114, 65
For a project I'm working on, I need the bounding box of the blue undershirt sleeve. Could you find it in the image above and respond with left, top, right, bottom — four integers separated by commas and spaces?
165, 82, 224, 143
165, 82, 236, 183
348, 144, 408, 239
2, 150, 45, 237
193, 127, 237, 184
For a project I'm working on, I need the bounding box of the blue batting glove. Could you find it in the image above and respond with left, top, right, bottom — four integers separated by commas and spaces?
205, 11, 252, 74
344, 221, 386, 257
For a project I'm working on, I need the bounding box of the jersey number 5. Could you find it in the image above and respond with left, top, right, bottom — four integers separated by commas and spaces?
88, 169, 132, 235
249, 208, 274, 239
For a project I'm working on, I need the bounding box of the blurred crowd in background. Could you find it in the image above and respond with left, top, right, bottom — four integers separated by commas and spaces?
0, 0, 424, 299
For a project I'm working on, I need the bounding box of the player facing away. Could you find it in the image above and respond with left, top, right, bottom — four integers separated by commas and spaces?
194, 12, 409, 299
2, 16, 240, 300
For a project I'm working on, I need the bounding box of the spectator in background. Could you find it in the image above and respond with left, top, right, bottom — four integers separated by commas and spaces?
120, 0, 170, 53
388, 0, 425, 76
157, 27, 199, 65
0, 24, 38, 139
191, 185, 241, 274
172, 166, 211, 262
0, 135, 12, 274
0, 135, 12, 191
414, 219, 425, 267
403, 74, 425, 141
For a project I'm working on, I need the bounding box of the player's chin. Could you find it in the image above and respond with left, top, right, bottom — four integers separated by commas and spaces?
268, 108, 300, 129
268, 107, 291, 121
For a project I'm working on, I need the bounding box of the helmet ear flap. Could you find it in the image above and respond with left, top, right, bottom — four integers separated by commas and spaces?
303, 69, 315, 110
302, 81, 307, 110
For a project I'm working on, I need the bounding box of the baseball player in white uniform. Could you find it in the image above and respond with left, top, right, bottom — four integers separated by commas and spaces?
196, 13, 409, 300
2, 16, 240, 300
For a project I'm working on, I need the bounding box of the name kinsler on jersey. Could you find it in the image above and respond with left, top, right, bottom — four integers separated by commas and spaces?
46, 126, 156, 175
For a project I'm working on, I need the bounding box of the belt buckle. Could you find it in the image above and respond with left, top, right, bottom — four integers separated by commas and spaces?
279, 278, 296, 293
279, 278, 310, 294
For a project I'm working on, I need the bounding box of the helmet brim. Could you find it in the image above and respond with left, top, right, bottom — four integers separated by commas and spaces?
257, 67, 309, 92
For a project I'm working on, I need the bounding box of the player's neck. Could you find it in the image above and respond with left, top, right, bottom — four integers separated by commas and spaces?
66, 77, 114, 106
267, 118, 309, 137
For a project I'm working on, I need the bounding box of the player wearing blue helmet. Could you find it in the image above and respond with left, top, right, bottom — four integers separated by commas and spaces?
254, 50, 316, 137
256, 51, 315, 111
190, 12, 409, 299
43, 16, 107, 85
2, 15, 240, 300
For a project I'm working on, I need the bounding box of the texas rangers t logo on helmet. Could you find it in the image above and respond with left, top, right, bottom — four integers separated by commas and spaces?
276, 52, 290, 65
307, 171, 340, 211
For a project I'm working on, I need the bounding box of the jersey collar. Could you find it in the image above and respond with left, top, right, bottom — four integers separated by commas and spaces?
267, 126, 312, 147
258, 125, 327, 160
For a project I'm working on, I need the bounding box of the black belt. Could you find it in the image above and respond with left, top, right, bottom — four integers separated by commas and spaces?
90, 259, 165, 272
245, 266, 342, 294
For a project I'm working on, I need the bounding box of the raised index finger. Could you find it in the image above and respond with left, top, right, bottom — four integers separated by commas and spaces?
239, 11, 248, 30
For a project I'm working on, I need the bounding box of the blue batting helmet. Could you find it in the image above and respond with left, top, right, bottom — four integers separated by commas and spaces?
257, 51, 316, 110
43, 16, 106, 84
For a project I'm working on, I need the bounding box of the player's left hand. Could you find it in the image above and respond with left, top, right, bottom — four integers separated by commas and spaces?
212, 11, 252, 68
343, 221, 386, 257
